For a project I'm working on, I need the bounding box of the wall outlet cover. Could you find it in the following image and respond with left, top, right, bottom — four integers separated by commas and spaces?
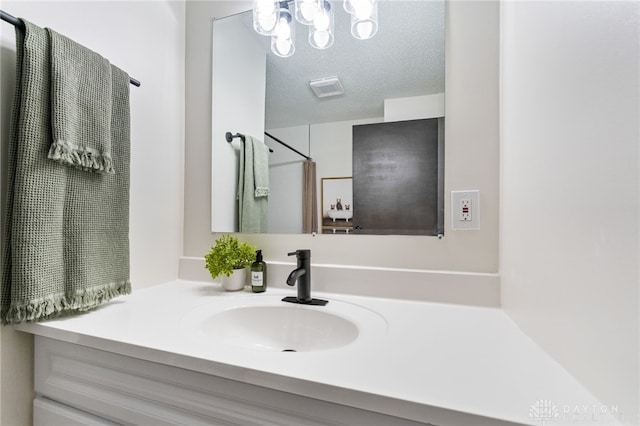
451, 190, 480, 230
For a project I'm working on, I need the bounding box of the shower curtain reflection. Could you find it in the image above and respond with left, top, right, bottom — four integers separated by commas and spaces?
303, 160, 318, 233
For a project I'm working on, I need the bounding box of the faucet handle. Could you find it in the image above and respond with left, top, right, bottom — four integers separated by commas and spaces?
288, 249, 311, 259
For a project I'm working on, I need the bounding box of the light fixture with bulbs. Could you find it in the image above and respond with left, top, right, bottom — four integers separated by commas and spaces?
253, 0, 278, 35
271, 2, 296, 58
253, 0, 379, 57
349, 0, 378, 40
309, 1, 334, 49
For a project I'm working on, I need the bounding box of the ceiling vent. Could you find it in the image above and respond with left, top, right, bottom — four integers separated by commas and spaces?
309, 76, 344, 98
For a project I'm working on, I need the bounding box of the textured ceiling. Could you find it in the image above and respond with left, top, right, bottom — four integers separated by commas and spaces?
230, 1, 445, 129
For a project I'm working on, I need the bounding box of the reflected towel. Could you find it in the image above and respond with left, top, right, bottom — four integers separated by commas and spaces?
238, 136, 269, 232
1, 20, 131, 324
46, 28, 115, 174
253, 136, 270, 198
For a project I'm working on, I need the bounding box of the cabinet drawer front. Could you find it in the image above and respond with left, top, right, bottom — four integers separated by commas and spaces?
35, 337, 430, 426
34, 397, 120, 426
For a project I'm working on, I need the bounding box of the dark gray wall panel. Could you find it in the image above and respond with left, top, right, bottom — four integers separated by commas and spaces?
353, 119, 441, 235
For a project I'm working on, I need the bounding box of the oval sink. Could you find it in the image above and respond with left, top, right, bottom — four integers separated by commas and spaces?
182, 295, 387, 353
202, 306, 358, 352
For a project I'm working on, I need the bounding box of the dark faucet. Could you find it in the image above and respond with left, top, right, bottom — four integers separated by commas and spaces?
283, 249, 328, 306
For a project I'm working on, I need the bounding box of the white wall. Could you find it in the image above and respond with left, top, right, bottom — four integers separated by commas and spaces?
0, 1, 185, 423
185, 1, 253, 255
211, 16, 266, 232
267, 125, 309, 234
384, 93, 445, 122
500, 1, 639, 424
185, 1, 500, 274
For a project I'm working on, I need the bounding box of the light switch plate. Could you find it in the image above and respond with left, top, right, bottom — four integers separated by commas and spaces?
451, 190, 480, 230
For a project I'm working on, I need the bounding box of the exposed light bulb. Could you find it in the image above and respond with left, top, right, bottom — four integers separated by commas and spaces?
275, 38, 293, 55
258, 13, 277, 32
295, 0, 319, 25
355, 21, 373, 39
313, 10, 330, 31
275, 17, 291, 39
312, 30, 330, 48
300, 1, 317, 22
354, 0, 372, 19
255, 0, 275, 15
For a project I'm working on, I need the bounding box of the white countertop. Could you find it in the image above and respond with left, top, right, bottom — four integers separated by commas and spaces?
15, 280, 617, 426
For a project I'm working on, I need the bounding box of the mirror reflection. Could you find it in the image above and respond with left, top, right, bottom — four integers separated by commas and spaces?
211, 1, 445, 235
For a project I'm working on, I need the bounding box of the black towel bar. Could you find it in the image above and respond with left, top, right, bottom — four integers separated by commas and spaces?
1, 9, 141, 87
226, 132, 275, 154
226, 131, 312, 160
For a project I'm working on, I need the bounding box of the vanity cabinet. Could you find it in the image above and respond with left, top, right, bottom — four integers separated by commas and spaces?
34, 336, 433, 426
34, 397, 119, 425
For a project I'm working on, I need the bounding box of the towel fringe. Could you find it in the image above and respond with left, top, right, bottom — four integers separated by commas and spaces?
255, 187, 270, 198
48, 140, 115, 174
66, 280, 131, 312
1, 280, 131, 325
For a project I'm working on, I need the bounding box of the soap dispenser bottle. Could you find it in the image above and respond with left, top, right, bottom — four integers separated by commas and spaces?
251, 250, 267, 293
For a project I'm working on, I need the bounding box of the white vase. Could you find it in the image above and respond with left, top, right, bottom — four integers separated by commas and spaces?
221, 267, 247, 291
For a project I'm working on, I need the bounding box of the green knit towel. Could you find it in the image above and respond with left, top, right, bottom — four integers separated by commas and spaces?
47, 28, 115, 174
237, 136, 269, 233
1, 20, 131, 325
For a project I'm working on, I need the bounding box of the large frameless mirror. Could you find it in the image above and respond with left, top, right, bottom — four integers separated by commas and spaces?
211, 0, 445, 235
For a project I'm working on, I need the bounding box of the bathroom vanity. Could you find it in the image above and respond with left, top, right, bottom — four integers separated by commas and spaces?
16, 280, 615, 426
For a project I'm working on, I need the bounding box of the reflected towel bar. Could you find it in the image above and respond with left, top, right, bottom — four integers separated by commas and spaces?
225, 132, 274, 153
264, 132, 312, 161
1, 9, 141, 87
226, 131, 311, 161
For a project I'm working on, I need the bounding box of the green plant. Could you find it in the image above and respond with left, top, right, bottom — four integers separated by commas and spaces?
204, 235, 256, 279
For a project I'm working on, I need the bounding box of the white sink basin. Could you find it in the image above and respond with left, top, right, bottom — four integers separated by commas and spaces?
202, 306, 358, 352
182, 295, 387, 352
